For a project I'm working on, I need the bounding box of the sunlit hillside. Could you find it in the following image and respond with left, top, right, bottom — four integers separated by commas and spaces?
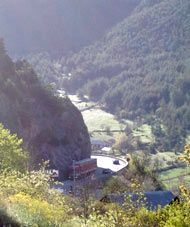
62, 0, 190, 154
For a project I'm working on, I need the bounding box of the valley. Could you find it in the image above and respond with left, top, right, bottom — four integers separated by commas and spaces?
66, 92, 189, 191
0, 0, 190, 225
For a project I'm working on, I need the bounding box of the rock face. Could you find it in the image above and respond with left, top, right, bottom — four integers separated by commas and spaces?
0, 39, 91, 178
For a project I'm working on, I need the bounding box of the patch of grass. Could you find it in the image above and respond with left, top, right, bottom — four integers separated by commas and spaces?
90, 131, 119, 141
133, 124, 153, 143
82, 109, 127, 132
69, 95, 132, 140
159, 167, 190, 181
158, 167, 190, 192
161, 175, 190, 192
69, 95, 153, 142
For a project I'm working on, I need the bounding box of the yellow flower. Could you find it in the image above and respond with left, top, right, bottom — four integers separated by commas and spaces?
185, 145, 189, 149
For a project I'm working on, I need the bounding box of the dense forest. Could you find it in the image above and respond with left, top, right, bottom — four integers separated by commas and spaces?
59, 0, 190, 153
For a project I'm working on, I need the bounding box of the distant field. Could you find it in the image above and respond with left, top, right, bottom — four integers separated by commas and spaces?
68, 95, 155, 142
68, 94, 154, 142
159, 170, 190, 192
159, 167, 190, 181
133, 124, 153, 143
68, 94, 132, 140
82, 109, 129, 131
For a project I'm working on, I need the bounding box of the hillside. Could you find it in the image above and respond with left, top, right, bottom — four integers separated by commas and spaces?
62, 0, 190, 152
0, 0, 140, 57
0, 39, 91, 178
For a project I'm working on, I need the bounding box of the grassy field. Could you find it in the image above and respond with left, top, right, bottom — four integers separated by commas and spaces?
133, 124, 153, 143
68, 95, 155, 142
68, 94, 132, 140
159, 168, 190, 192
159, 167, 190, 181
82, 109, 126, 131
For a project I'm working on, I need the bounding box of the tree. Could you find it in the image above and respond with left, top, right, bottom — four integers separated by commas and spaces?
0, 123, 28, 172
105, 126, 112, 136
113, 133, 134, 155
103, 176, 127, 194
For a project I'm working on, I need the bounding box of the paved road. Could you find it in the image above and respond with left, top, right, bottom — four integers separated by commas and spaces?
53, 155, 128, 194
91, 155, 127, 173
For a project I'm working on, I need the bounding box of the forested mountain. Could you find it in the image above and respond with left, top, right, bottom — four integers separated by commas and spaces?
0, 39, 91, 178
0, 0, 140, 57
62, 0, 190, 152
1, 0, 189, 153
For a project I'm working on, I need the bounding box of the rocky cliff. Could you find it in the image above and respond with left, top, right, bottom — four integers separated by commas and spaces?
0, 39, 91, 178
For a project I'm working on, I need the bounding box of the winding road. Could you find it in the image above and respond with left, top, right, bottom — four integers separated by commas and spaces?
53, 155, 128, 194
91, 155, 127, 173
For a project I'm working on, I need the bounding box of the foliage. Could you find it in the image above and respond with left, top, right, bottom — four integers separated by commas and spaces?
103, 176, 127, 194
0, 123, 28, 172
9, 193, 68, 226
178, 145, 190, 166
113, 133, 129, 151
123, 155, 165, 191
0, 146, 190, 226
59, 0, 190, 153
0, 163, 73, 226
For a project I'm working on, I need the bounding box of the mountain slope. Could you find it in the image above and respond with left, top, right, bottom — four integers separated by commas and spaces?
63, 0, 190, 151
0, 39, 91, 178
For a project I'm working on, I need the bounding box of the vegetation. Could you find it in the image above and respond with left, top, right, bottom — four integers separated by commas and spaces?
0, 38, 91, 178
1, 0, 190, 225
124, 155, 165, 191
0, 120, 189, 226
0, 164, 74, 226
0, 123, 28, 173
15, 0, 190, 157
59, 0, 190, 154
103, 176, 127, 194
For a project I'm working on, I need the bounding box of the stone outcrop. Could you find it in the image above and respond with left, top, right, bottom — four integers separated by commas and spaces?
0, 40, 91, 178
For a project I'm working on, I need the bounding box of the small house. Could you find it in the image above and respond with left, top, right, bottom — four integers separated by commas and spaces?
91, 139, 108, 150
101, 147, 111, 153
